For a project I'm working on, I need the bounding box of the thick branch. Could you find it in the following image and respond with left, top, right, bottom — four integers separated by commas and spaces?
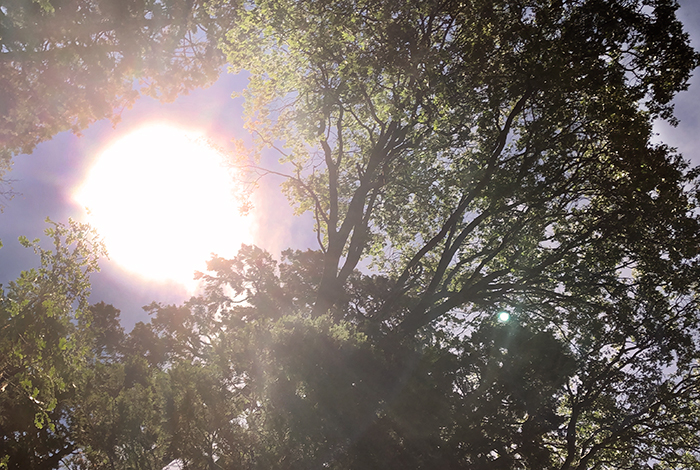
387, 89, 534, 306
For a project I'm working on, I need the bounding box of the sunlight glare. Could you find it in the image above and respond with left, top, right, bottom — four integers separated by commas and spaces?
74, 123, 250, 291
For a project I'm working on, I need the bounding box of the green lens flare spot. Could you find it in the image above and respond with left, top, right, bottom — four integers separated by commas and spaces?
497, 311, 510, 322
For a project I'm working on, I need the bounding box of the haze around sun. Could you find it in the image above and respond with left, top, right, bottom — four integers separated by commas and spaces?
74, 123, 251, 291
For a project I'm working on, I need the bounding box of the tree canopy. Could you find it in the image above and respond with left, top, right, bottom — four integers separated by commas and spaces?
3, 0, 700, 468
0, 0, 233, 180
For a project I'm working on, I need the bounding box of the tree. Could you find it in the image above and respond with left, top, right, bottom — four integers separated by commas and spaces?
0, 0, 234, 184
151, 233, 700, 469
62, 302, 176, 470
0, 219, 106, 469
3, 0, 700, 468
1, 252, 175, 470
213, 0, 700, 468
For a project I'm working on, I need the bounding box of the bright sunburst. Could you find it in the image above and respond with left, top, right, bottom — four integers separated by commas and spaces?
74, 123, 251, 290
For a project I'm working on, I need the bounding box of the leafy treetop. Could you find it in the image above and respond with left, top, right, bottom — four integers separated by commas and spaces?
0, 0, 236, 182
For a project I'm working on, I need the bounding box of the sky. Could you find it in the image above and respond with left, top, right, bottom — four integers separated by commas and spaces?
1, 1, 699, 329
0, 71, 318, 328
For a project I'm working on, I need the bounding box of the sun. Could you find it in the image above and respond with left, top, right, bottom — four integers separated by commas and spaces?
74, 123, 251, 290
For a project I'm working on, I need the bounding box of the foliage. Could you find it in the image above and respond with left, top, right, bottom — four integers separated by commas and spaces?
0, 219, 105, 468
218, 0, 700, 468
3, 0, 700, 468
143, 238, 700, 469
0, 0, 236, 184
